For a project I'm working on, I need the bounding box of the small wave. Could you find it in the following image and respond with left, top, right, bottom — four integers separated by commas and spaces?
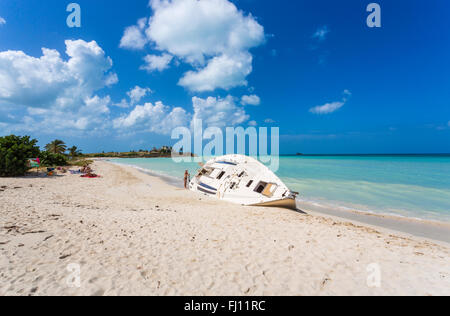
296, 196, 450, 223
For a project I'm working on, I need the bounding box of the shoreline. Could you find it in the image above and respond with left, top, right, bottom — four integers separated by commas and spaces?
106, 159, 450, 245
1, 160, 449, 295
297, 202, 450, 245
107, 160, 185, 189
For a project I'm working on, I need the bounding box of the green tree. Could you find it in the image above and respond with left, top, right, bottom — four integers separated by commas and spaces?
68, 146, 81, 159
45, 139, 67, 155
39, 151, 68, 167
160, 146, 172, 155
0, 135, 40, 177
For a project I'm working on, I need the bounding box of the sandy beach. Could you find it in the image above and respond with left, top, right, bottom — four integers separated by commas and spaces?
0, 160, 449, 296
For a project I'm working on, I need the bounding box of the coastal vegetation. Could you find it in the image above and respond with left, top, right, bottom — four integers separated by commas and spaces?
0, 134, 190, 177
0, 135, 40, 177
45, 139, 67, 155
39, 151, 69, 167
84, 146, 194, 158
68, 146, 82, 159
0, 135, 88, 176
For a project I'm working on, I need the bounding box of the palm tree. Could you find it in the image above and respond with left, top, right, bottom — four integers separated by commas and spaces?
160, 146, 173, 155
45, 140, 67, 155
68, 146, 81, 158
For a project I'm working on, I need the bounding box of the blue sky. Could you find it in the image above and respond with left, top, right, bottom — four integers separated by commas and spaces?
0, 0, 449, 154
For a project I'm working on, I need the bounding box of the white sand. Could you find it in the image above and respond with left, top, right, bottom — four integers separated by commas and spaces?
0, 161, 449, 296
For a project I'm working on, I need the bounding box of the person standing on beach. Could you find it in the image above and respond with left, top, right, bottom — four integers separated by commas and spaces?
184, 170, 190, 189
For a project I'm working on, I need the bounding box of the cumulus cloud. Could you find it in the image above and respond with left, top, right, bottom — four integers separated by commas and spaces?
264, 118, 275, 124
141, 53, 173, 72
113, 101, 190, 135
119, 18, 148, 50
312, 26, 330, 41
113, 94, 252, 135
241, 94, 260, 106
113, 98, 130, 109
0, 17, 6, 25
11, 95, 112, 135
127, 86, 152, 105
192, 95, 249, 128
113, 86, 152, 108
309, 90, 351, 115
0, 39, 117, 110
120, 0, 265, 92
146, 0, 264, 63
105, 73, 119, 86
0, 40, 118, 134
179, 52, 252, 92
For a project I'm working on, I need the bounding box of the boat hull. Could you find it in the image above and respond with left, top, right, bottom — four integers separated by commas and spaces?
190, 155, 299, 211
251, 197, 297, 210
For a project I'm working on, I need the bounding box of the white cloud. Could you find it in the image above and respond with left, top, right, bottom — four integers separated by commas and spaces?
113, 94, 252, 135
0, 40, 118, 135
343, 89, 352, 97
309, 90, 351, 115
192, 95, 249, 128
141, 53, 173, 72
248, 120, 257, 126
113, 86, 152, 108
179, 52, 252, 92
127, 86, 152, 105
16, 95, 112, 135
0, 35, 256, 137
137, 17, 147, 29
309, 101, 345, 115
146, 0, 264, 63
119, 18, 148, 50
121, 0, 265, 92
105, 73, 119, 86
113, 98, 130, 108
0, 17, 6, 25
0, 39, 117, 110
312, 26, 330, 41
113, 101, 190, 135
241, 94, 260, 106
264, 118, 275, 124
447, 121, 450, 127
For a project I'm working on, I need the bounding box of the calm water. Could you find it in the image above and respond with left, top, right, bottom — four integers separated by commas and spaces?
109, 155, 450, 222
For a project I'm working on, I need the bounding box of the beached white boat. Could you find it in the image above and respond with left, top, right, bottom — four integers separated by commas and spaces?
189, 155, 298, 209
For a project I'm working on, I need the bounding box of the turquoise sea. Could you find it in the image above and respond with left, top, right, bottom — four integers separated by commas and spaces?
109, 155, 450, 222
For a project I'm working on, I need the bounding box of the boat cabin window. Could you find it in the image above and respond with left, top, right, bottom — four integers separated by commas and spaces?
238, 171, 246, 178
217, 171, 226, 180
262, 184, 278, 198
200, 168, 213, 177
254, 181, 268, 194
229, 183, 236, 190
246, 180, 254, 188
